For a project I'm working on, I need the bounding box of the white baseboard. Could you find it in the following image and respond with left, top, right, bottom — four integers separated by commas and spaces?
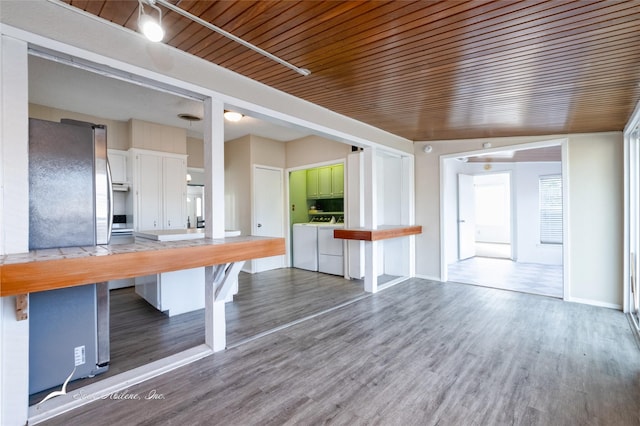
413, 273, 443, 282
566, 297, 622, 310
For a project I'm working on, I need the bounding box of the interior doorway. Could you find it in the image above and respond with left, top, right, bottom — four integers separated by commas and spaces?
252, 165, 285, 272
473, 172, 512, 259
443, 142, 565, 299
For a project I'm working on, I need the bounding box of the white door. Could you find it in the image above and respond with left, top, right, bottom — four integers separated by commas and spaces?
253, 166, 284, 272
458, 173, 476, 260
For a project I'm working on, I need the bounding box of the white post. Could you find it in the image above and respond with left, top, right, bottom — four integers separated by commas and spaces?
204, 265, 227, 352
203, 98, 225, 239
362, 147, 378, 293
0, 34, 30, 426
203, 97, 227, 351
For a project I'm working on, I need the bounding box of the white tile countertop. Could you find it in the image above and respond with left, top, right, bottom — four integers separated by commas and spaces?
134, 229, 241, 241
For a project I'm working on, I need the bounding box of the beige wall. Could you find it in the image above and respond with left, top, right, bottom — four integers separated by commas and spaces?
224, 136, 251, 235
187, 137, 204, 168
414, 132, 624, 308
250, 136, 286, 168
286, 135, 352, 168
29, 103, 129, 150
129, 119, 186, 154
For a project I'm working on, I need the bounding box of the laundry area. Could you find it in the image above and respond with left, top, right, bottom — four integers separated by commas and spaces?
289, 163, 346, 276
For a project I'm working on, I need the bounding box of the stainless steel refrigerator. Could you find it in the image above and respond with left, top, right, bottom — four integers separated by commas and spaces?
28, 118, 112, 395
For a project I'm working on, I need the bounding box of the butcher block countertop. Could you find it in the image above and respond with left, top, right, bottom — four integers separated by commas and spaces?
0, 236, 284, 297
334, 225, 422, 242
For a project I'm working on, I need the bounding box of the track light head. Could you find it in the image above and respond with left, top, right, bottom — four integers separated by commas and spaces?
138, 0, 164, 42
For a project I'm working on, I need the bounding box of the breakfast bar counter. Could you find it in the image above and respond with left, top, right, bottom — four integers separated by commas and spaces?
334, 225, 422, 241
0, 236, 285, 297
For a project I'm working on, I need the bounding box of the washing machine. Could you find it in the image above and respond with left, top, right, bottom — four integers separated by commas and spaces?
293, 223, 318, 271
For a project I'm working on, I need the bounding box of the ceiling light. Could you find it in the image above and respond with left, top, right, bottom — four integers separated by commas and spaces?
423, 145, 433, 154
138, 0, 164, 42
224, 111, 243, 122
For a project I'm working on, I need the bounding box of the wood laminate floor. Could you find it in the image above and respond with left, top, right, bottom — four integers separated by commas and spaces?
30, 268, 364, 405
40, 278, 640, 425
448, 257, 563, 298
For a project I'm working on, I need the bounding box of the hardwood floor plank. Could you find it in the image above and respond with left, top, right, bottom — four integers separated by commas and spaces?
38, 278, 640, 425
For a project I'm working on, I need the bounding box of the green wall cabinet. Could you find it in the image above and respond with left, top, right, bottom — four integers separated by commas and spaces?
307, 164, 344, 199
331, 164, 344, 197
306, 168, 319, 198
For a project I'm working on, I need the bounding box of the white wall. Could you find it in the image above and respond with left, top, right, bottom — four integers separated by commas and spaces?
515, 162, 562, 264
378, 152, 411, 277
418, 133, 623, 308
568, 134, 624, 306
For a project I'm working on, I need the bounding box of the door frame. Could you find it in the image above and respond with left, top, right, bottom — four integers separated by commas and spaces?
457, 173, 476, 260
439, 138, 569, 300
284, 159, 347, 267
251, 164, 285, 272
624, 101, 640, 316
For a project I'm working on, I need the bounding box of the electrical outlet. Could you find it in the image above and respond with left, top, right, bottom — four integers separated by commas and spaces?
74, 345, 86, 366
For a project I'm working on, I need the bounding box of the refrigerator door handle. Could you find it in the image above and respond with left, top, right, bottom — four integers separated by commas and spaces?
107, 159, 114, 242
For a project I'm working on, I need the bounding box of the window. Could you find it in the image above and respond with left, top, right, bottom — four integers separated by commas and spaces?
539, 175, 562, 244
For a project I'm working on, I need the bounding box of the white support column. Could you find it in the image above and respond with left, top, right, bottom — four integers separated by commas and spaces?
1, 34, 30, 426
362, 147, 378, 293
204, 261, 246, 352
204, 265, 227, 352
203, 98, 225, 239
203, 97, 227, 352
402, 155, 416, 278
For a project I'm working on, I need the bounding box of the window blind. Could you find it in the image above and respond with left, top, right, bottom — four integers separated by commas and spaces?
539, 175, 562, 244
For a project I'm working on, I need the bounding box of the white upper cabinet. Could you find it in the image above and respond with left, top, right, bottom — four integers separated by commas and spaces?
107, 149, 129, 184
130, 148, 187, 231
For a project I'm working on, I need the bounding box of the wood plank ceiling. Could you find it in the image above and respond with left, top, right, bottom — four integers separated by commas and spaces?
61, 0, 640, 142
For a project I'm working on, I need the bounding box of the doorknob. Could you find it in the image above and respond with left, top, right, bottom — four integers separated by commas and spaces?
257, 223, 262, 228
458, 220, 466, 223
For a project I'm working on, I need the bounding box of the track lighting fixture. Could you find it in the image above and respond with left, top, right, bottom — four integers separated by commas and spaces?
152, 0, 310, 76
138, 0, 164, 42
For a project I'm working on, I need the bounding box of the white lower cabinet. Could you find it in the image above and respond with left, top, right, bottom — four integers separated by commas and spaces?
135, 268, 204, 317
135, 267, 239, 316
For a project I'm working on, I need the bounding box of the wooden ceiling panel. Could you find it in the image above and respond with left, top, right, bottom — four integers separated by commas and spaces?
61, 0, 640, 141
